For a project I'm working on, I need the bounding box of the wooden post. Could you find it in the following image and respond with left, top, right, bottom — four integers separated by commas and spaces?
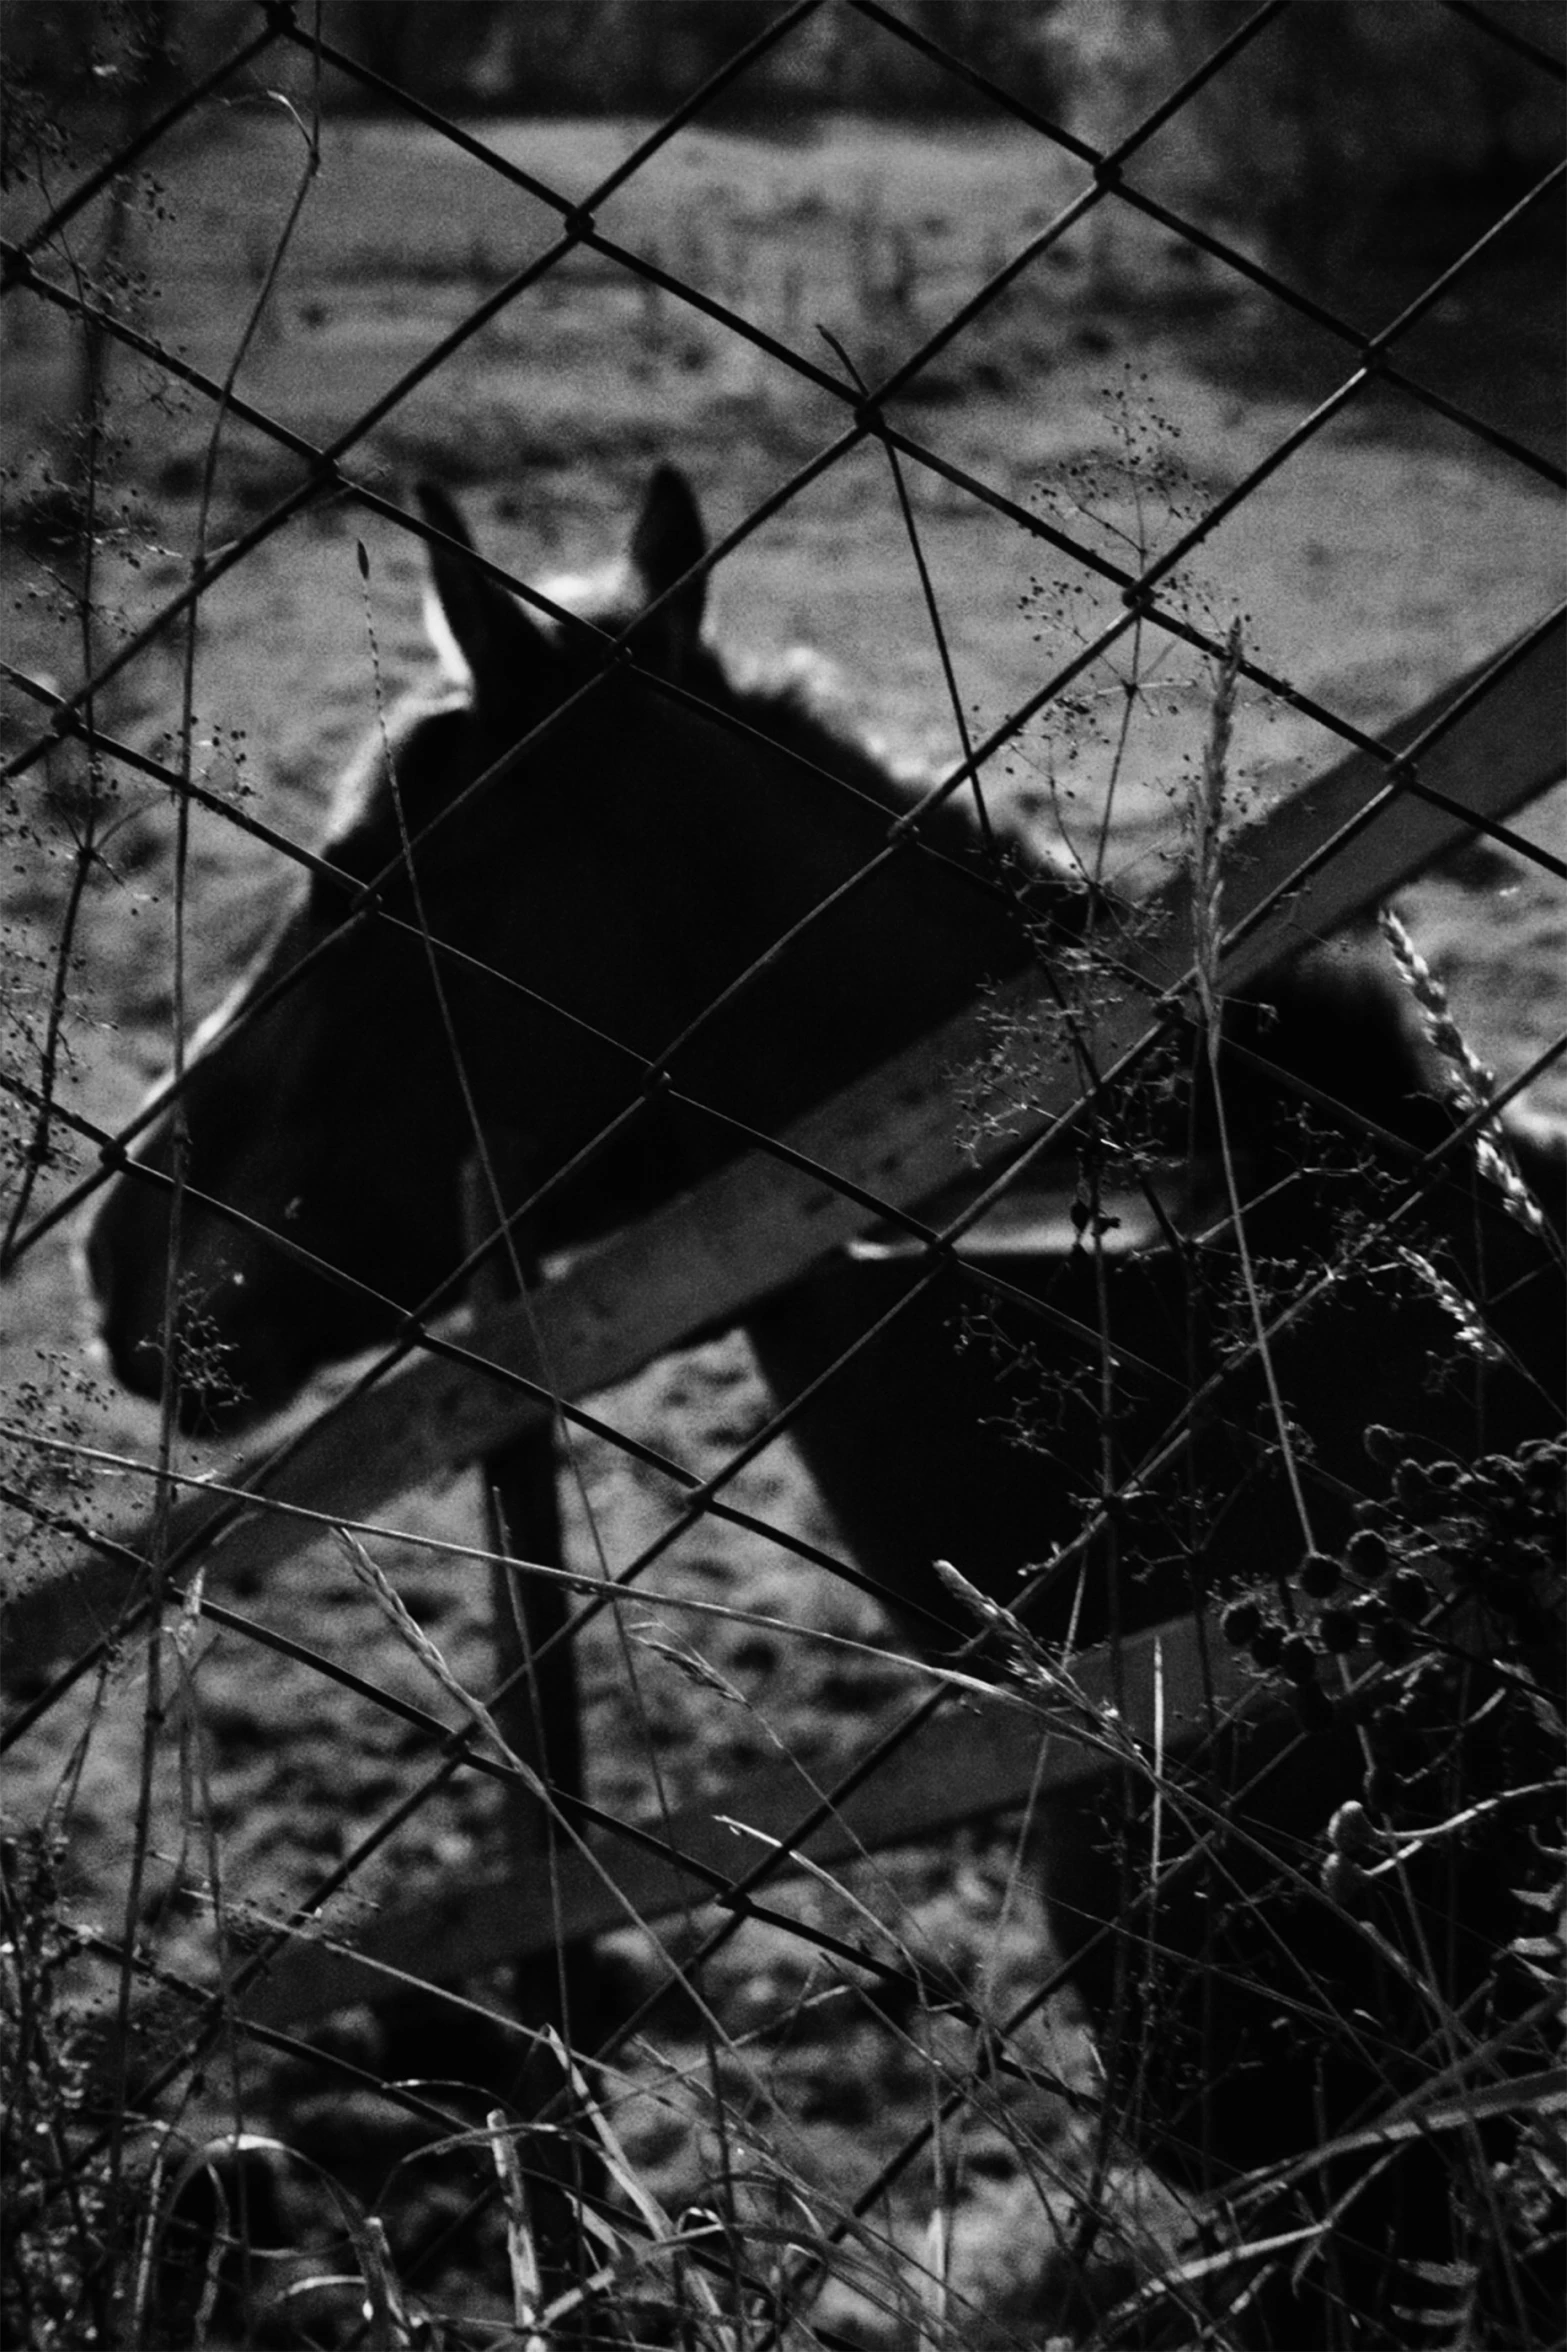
459, 1153, 599, 2309
461, 1152, 577, 1871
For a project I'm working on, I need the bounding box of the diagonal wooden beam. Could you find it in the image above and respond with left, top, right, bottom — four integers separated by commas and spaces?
8, 615, 1562, 1645
242, 1609, 1250, 2030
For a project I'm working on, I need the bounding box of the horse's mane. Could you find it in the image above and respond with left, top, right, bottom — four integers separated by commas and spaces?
323, 690, 471, 852
323, 559, 1027, 884
707, 639, 999, 852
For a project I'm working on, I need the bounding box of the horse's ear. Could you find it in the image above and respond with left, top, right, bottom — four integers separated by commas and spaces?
415, 482, 553, 702
627, 462, 707, 681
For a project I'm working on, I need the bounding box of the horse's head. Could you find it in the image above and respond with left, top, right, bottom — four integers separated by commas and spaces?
84, 466, 742, 1430
85, 464, 1028, 1433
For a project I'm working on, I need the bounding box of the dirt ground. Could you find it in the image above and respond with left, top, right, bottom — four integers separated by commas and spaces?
2, 107, 1563, 2344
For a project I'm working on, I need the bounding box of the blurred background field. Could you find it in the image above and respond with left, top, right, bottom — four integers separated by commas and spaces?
5, 4, 1561, 1062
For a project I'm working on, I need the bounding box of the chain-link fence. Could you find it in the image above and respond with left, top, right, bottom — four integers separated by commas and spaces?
3, 3, 1564, 2345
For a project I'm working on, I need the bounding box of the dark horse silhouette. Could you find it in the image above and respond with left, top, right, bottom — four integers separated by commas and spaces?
85, 469, 1563, 2341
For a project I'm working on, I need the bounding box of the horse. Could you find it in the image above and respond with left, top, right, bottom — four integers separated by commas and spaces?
83, 466, 1564, 2341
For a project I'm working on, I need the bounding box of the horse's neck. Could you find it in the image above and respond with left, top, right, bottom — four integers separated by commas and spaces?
672, 740, 1034, 1128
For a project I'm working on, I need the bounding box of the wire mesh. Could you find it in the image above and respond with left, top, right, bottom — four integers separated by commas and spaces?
2, 3, 1564, 2346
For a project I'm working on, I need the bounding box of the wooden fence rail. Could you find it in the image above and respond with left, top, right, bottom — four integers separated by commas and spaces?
11, 610, 1558, 1660
243, 1608, 1248, 2029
